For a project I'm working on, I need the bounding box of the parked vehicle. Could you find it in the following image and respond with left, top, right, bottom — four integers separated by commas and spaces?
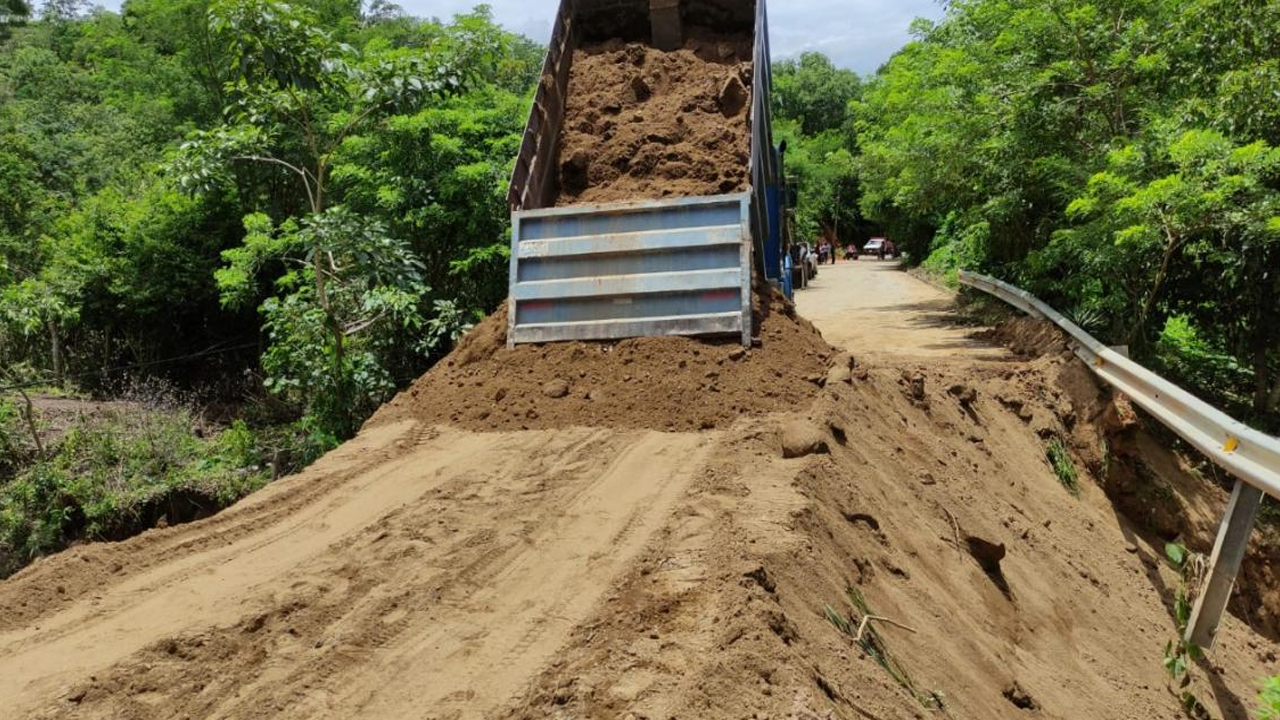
863, 238, 899, 259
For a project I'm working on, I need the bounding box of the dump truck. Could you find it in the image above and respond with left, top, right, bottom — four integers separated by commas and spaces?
505, 0, 783, 347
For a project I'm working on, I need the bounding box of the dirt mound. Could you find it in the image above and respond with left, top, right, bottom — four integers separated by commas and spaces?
554, 33, 752, 206
4, 262, 1278, 720
504, 360, 1277, 719
369, 283, 832, 433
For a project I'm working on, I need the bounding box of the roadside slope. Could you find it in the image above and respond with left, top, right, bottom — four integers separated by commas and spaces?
0, 424, 719, 719
501, 263, 1277, 719
1, 264, 1275, 720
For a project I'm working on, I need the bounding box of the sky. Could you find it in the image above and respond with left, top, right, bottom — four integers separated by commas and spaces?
402, 0, 946, 74
92, 1, 946, 75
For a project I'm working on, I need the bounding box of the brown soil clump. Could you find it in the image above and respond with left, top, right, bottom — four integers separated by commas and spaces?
369, 283, 832, 433
554, 34, 753, 206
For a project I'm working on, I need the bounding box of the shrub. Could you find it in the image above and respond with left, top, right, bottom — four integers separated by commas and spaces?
1259, 675, 1280, 720
0, 403, 272, 578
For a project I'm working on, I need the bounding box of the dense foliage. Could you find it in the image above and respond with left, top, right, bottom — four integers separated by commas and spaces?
0, 1, 536, 427
771, 52, 874, 247
0, 0, 537, 574
855, 0, 1280, 428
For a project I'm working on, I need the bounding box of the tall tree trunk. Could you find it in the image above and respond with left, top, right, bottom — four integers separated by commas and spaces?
49, 321, 63, 386
1249, 248, 1277, 417
311, 171, 349, 433
1129, 227, 1180, 348
1253, 340, 1271, 415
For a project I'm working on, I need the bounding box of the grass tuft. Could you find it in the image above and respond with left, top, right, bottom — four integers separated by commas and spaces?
1046, 438, 1080, 497
1258, 675, 1280, 719
824, 586, 943, 709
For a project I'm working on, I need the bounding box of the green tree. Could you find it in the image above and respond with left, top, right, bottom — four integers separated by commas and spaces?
770, 52, 867, 247
173, 0, 464, 436
1060, 130, 1280, 409
773, 52, 861, 138
1, 0, 31, 37
854, 0, 1280, 428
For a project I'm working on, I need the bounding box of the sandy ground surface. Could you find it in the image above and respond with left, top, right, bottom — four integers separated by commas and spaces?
0, 423, 719, 718
1, 260, 1276, 720
796, 260, 1007, 362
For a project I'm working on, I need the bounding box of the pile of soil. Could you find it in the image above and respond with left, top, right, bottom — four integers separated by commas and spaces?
5, 274, 1279, 720
554, 33, 753, 206
505, 356, 1280, 720
369, 283, 833, 433
982, 314, 1280, 638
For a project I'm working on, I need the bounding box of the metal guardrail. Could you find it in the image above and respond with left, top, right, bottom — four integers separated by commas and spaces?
508, 194, 753, 346
959, 269, 1280, 649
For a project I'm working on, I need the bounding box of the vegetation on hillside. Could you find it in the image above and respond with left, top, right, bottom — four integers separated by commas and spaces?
853, 0, 1279, 429
0, 0, 538, 575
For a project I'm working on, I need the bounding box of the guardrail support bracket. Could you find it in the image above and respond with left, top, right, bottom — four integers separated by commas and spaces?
1185, 480, 1263, 649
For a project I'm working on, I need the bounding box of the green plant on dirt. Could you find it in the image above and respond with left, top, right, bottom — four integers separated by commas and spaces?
0, 403, 272, 578
1258, 675, 1280, 719
1162, 542, 1213, 719
1046, 438, 1080, 497
0, 396, 21, 472
824, 586, 943, 709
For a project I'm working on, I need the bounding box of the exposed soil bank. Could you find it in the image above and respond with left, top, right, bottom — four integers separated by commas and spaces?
986, 314, 1280, 641
369, 282, 831, 433
555, 33, 752, 207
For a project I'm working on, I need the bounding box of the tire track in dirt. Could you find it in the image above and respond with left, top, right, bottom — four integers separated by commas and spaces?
298, 430, 716, 719
0, 425, 499, 715
3, 425, 715, 720
0, 420, 428, 634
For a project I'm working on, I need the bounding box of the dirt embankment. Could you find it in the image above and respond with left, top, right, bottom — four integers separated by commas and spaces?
2, 265, 1278, 719
554, 33, 752, 206
985, 315, 1280, 639
369, 282, 829, 433
504, 332, 1279, 720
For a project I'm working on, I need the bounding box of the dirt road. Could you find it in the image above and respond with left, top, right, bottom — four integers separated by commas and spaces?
1, 263, 1275, 720
0, 423, 718, 719
796, 259, 1006, 361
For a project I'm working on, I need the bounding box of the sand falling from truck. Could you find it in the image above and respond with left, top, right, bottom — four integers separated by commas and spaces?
554, 32, 754, 207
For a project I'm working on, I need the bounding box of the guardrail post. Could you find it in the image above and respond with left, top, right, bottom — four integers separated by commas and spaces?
1185, 480, 1263, 649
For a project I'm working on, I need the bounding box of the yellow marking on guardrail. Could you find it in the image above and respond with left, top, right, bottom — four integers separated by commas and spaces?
1093, 357, 1105, 368
1224, 436, 1240, 453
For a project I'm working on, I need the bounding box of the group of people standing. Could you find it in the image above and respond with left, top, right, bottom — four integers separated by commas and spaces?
815, 240, 862, 264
